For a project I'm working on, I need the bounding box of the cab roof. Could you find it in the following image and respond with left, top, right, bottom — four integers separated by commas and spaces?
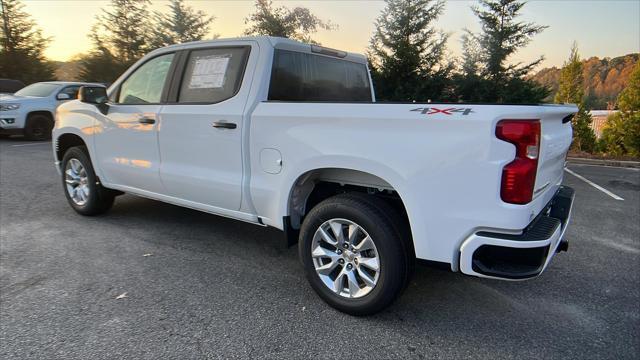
155, 36, 368, 64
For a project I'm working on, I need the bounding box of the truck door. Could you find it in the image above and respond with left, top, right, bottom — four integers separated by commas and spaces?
94, 53, 176, 194
158, 44, 254, 211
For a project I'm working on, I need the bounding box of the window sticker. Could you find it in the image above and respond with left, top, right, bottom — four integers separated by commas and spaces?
188, 55, 231, 89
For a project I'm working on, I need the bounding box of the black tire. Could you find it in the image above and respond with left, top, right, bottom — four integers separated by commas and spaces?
346, 192, 416, 291
299, 193, 411, 315
61, 146, 115, 215
24, 113, 53, 141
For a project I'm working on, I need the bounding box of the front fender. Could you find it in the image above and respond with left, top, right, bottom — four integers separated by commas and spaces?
52, 101, 101, 177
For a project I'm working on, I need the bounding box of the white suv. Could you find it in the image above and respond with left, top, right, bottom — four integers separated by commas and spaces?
0, 81, 102, 140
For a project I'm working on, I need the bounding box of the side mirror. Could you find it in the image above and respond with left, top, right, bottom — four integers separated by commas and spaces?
56, 93, 71, 100
78, 86, 109, 114
79, 86, 107, 104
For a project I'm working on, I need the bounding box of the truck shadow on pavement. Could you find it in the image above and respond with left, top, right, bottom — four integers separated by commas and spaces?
100, 195, 574, 333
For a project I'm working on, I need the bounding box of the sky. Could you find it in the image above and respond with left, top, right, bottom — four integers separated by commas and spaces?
22, 0, 640, 68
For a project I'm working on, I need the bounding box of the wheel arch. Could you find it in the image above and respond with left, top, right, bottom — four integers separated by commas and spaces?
285, 166, 416, 264
55, 132, 88, 162
26, 110, 54, 122
284, 164, 412, 240
287, 168, 396, 223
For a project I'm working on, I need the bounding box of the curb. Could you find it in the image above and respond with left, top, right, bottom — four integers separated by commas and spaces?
567, 157, 640, 168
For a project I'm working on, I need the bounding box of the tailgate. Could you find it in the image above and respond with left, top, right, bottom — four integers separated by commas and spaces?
534, 106, 576, 198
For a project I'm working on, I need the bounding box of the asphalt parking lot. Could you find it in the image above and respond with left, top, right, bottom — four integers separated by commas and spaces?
1, 138, 638, 359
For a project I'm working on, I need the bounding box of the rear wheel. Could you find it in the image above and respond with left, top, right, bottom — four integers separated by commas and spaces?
61, 146, 115, 215
299, 193, 410, 315
24, 113, 53, 141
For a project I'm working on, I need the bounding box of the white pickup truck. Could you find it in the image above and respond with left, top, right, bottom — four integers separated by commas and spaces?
53, 36, 576, 315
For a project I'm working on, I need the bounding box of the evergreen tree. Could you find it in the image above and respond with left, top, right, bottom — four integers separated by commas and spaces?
78, 49, 128, 84
0, 0, 54, 83
555, 44, 583, 104
459, 32, 483, 81
452, 31, 489, 102
368, 0, 452, 102
457, 0, 549, 103
244, 0, 335, 44
79, 0, 151, 83
149, 0, 216, 49
601, 62, 640, 157
555, 44, 596, 152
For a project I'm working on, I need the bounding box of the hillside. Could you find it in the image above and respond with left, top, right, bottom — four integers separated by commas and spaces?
530, 53, 639, 109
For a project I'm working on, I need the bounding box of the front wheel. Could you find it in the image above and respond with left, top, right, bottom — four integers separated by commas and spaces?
24, 114, 53, 140
61, 146, 115, 215
299, 193, 410, 315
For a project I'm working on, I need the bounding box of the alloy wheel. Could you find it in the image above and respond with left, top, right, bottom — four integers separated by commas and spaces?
311, 218, 381, 298
65, 158, 90, 206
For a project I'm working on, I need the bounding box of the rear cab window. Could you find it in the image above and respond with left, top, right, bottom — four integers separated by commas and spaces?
268, 49, 372, 102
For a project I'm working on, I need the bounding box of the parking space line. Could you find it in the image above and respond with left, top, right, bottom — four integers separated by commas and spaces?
565, 168, 624, 201
567, 163, 640, 171
10, 142, 52, 147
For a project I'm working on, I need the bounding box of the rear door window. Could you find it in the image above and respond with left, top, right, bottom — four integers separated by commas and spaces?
177, 47, 250, 104
268, 49, 372, 102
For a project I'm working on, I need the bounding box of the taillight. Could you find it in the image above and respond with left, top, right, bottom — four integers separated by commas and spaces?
496, 120, 541, 204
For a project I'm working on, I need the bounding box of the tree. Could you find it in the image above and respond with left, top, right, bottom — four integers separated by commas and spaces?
555, 44, 584, 104
148, 0, 216, 49
555, 44, 596, 152
244, 0, 335, 44
457, 0, 549, 103
368, 0, 452, 102
452, 31, 490, 102
54, 56, 83, 81
530, 54, 639, 108
0, 0, 54, 83
79, 0, 151, 83
601, 62, 640, 157
78, 49, 129, 84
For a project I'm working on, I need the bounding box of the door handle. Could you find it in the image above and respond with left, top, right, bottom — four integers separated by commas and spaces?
138, 117, 156, 124
212, 121, 237, 129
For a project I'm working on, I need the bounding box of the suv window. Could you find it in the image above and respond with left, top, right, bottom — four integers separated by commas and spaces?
177, 47, 250, 104
118, 53, 175, 104
268, 49, 372, 102
58, 86, 81, 99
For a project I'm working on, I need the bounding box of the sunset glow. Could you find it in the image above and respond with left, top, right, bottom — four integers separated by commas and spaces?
23, 0, 640, 67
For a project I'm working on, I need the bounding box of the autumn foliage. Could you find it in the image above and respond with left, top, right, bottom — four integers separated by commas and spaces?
531, 53, 639, 110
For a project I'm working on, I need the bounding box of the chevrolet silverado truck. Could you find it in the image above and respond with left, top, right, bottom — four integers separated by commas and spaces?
52, 36, 576, 315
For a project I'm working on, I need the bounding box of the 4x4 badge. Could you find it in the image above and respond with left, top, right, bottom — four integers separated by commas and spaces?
411, 107, 474, 115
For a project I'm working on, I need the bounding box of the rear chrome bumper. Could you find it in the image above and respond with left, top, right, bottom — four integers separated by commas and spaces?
459, 186, 575, 280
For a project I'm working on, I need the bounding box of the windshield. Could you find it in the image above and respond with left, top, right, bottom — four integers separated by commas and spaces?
14, 83, 59, 97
